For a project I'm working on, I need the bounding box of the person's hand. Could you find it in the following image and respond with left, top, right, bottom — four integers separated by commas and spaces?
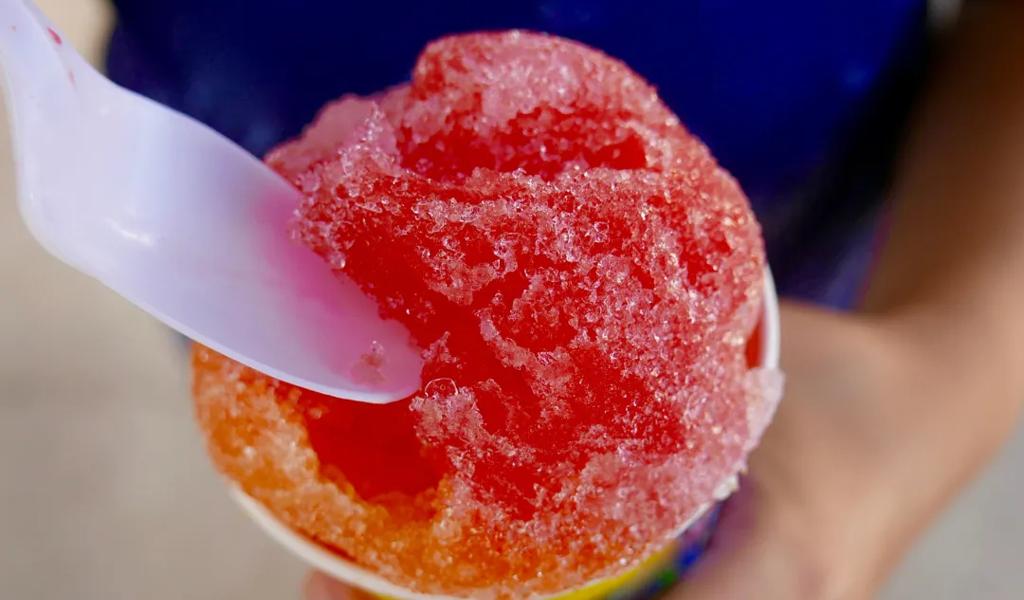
669, 303, 923, 599
679, 3, 1024, 595
305, 301, 991, 600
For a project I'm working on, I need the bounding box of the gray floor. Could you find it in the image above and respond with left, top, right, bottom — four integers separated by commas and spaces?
882, 428, 1024, 600
1, 3, 1021, 598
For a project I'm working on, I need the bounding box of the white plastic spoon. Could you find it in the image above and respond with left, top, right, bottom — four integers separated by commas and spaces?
0, 0, 422, 403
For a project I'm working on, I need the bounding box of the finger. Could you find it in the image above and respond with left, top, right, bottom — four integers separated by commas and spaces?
665, 487, 768, 599
304, 571, 370, 600
665, 483, 822, 600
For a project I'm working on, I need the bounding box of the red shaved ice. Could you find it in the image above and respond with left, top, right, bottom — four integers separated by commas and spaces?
193, 31, 780, 598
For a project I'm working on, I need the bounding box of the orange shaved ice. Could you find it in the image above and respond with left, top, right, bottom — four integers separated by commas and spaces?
193, 31, 779, 598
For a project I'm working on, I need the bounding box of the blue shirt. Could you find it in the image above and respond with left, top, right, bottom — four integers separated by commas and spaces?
107, 0, 931, 306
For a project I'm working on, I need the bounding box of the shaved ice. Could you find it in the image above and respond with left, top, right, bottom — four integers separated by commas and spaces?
193, 31, 779, 598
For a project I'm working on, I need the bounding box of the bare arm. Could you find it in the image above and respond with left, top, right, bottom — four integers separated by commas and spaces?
863, 0, 1024, 578
669, 3, 1024, 598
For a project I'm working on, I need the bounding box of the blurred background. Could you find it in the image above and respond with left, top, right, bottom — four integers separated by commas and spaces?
1, 1, 1022, 598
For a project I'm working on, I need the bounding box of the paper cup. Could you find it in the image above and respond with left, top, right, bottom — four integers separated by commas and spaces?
231, 268, 781, 599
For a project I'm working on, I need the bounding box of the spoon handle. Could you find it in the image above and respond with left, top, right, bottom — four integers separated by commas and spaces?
0, 1, 99, 264
0, 0, 80, 114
